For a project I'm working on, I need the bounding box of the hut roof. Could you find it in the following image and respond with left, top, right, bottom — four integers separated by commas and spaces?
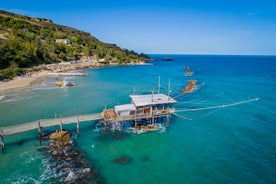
130, 94, 177, 107
115, 104, 136, 112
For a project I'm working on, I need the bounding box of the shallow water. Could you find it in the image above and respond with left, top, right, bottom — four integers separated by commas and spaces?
0, 55, 275, 183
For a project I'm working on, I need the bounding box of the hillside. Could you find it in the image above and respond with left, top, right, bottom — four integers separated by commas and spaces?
0, 10, 150, 79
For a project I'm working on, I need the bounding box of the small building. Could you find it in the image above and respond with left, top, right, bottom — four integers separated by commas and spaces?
55, 39, 72, 45
130, 93, 176, 107
102, 93, 177, 132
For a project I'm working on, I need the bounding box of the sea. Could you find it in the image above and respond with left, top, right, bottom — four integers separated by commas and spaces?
0, 55, 275, 184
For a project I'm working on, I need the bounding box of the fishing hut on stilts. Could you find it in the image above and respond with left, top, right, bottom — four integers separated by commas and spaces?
102, 78, 177, 133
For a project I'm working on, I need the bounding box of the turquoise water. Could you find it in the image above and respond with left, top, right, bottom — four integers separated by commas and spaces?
0, 55, 275, 183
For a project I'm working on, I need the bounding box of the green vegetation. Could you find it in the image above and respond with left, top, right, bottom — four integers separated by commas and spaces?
0, 10, 150, 80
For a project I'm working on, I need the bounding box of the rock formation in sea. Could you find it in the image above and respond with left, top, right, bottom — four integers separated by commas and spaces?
39, 130, 104, 183
182, 80, 197, 93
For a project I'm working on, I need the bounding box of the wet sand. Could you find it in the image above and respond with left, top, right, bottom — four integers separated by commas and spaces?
0, 71, 53, 94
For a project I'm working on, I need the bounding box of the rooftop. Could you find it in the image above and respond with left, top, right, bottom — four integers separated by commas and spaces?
115, 104, 136, 112
130, 94, 177, 107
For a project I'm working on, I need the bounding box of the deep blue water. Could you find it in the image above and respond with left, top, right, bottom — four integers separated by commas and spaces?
0, 55, 275, 183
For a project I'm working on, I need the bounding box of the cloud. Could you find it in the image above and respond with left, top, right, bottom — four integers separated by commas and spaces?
246, 11, 262, 16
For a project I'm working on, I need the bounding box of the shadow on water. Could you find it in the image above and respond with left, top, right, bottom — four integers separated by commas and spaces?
93, 128, 131, 142
17, 139, 26, 146
141, 155, 151, 162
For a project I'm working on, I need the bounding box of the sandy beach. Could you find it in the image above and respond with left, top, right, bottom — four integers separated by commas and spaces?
0, 60, 103, 93
0, 60, 146, 94
0, 71, 54, 94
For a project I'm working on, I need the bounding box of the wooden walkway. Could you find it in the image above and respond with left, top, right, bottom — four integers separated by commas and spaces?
0, 113, 102, 136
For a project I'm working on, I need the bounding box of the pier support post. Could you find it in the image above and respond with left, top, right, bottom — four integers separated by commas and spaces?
59, 117, 63, 132
38, 120, 43, 146
104, 121, 107, 132
151, 106, 155, 125
166, 114, 170, 127
112, 123, 115, 133
0, 129, 4, 153
120, 121, 122, 132
76, 116, 80, 137
135, 112, 138, 134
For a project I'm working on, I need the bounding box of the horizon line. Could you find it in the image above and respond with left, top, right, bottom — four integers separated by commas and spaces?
146, 53, 276, 57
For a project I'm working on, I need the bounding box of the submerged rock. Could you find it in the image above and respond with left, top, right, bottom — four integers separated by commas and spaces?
113, 155, 132, 164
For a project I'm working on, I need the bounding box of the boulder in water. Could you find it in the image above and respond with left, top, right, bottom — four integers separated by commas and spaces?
182, 80, 197, 94
66, 82, 74, 87
55, 81, 64, 87
49, 130, 71, 143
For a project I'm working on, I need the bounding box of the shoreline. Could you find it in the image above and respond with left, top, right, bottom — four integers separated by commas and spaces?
0, 60, 146, 94
0, 71, 54, 94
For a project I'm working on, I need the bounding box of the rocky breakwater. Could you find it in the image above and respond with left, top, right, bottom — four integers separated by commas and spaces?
40, 130, 103, 183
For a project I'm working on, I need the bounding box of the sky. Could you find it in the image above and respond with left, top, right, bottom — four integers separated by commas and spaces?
0, 0, 276, 55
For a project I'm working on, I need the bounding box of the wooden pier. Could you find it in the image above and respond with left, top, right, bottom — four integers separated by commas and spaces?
0, 91, 177, 153
0, 113, 102, 136
0, 113, 102, 153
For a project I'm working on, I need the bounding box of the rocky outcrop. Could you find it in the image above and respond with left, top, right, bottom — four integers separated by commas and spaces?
182, 80, 197, 93
38, 130, 104, 183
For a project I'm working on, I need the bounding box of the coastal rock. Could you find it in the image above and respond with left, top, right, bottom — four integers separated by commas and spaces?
185, 70, 193, 76
52, 150, 57, 156
66, 82, 74, 87
184, 65, 193, 76
82, 168, 91, 174
182, 80, 197, 94
55, 81, 64, 87
49, 130, 71, 143
62, 167, 69, 172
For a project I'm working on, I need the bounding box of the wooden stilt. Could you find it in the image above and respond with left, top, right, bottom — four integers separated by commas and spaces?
104, 121, 107, 131
59, 116, 63, 132
1, 141, 4, 154
166, 114, 170, 127
76, 116, 80, 136
112, 122, 115, 133
120, 121, 122, 132
135, 112, 138, 133
151, 106, 155, 125
0, 129, 4, 153
38, 120, 42, 145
